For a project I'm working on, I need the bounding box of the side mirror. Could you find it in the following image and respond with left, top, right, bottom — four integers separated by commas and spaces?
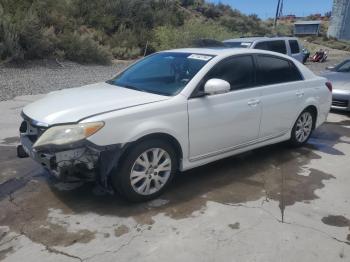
204, 78, 230, 95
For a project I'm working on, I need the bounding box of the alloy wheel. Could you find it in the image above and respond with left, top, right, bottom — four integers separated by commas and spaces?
130, 148, 172, 196
295, 112, 313, 143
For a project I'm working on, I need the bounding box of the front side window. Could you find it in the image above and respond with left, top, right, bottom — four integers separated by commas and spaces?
108, 52, 214, 96
289, 40, 300, 54
257, 55, 302, 85
205, 55, 255, 91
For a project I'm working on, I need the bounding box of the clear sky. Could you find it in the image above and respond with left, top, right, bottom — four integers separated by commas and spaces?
209, 0, 333, 19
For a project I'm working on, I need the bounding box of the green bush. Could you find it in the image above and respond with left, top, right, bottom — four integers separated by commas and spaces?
0, 5, 54, 61
0, 5, 23, 60
58, 32, 112, 64
111, 46, 141, 59
151, 19, 237, 51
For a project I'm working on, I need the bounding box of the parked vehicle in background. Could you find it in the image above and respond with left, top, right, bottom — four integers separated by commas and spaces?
321, 59, 350, 111
18, 48, 331, 202
223, 37, 306, 63
311, 49, 328, 63
302, 48, 310, 64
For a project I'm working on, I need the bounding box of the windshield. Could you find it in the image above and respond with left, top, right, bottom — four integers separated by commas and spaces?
107, 52, 214, 96
224, 41, 252, 48
335, 60, 350, 72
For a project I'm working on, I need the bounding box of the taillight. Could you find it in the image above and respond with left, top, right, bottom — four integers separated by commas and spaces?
325, 82, 332, 92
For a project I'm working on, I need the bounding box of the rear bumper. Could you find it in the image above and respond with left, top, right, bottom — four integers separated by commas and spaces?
331, 89, 350, 111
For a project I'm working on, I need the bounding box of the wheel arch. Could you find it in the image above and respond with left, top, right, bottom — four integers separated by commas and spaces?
303, 105, 318, 129
120, 132, 184, 169
292, 104, 318, 131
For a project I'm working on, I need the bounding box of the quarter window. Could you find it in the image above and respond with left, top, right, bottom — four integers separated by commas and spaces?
257, 55, 302, 85
289, 40, 300, 54
206, 55, 255, 91
255, 40, 287, 54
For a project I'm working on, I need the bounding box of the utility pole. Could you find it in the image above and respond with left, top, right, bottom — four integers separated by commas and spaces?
274, 0, 281, 28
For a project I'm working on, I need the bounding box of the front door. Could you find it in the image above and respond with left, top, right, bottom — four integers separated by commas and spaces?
187, 55, 262, 159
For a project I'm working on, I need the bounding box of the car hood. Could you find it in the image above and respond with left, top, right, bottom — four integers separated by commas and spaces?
320, 71, 350, 91
23, 82, 169, 125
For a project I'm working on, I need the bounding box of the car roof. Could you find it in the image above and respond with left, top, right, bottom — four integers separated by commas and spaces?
162, 47, 294, 59
223, 36, 298, 43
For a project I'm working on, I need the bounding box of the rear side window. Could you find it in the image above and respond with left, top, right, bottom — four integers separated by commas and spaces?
289, 40, 300, 54
255, 40, 287, 54
256, 55, 302, 85
206, 55, 255, 91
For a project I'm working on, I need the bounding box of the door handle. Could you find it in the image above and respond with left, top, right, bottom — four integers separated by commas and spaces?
248, 99, 260, 106
296, 91, 304, 97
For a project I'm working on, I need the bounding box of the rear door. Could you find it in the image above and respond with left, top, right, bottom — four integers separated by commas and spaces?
256, 54, 304, 138
187, 55, 262, 159
288, 39, 303, 62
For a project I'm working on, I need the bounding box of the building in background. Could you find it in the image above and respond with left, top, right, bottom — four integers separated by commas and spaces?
294, 21, 322, 36
328, 0, 350, 40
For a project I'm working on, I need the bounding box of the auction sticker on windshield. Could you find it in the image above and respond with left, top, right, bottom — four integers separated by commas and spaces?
188, 54, 213, 61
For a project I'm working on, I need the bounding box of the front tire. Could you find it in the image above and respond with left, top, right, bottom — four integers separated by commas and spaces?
289, 109, 314, 147
112, 139, 178, 202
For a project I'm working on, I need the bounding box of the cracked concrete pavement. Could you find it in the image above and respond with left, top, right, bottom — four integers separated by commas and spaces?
0, 95, 350, 262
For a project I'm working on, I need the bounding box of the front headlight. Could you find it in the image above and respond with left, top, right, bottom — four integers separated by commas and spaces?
33, 122, 104, 149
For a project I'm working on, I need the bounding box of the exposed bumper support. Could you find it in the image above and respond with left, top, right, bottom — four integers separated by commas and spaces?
18, 134, 125, 188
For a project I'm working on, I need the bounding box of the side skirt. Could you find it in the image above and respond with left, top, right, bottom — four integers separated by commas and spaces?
181, 131, 290, 171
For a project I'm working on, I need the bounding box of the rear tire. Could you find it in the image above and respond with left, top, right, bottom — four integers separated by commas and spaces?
289, 109, 315, 147
111, 139, 178, 202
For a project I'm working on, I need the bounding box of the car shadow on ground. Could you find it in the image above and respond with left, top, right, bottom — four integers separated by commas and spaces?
44, 118, 350, 220
44, 141, 331, 221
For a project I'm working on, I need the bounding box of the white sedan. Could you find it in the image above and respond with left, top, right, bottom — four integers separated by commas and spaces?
18, 48, 332, 201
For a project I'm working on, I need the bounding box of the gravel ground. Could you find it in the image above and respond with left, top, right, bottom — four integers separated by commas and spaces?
0, 59, 131, 101
1, 44, 349, 101
302, 41, 350, 74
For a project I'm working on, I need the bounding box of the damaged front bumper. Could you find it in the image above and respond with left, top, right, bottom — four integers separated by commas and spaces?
17, 117, 125, 188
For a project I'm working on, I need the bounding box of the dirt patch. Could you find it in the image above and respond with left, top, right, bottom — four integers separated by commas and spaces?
29, 222, 95, 247
114, 225, 130, 237
1, 136, 19, 145
0, 145, 39, 185
322, 215, 350, 227
228, 222, 240, 230
321, 215, 350, 244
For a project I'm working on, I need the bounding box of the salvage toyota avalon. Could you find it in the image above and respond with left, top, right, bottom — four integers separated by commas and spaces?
18, 48, 332, 202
